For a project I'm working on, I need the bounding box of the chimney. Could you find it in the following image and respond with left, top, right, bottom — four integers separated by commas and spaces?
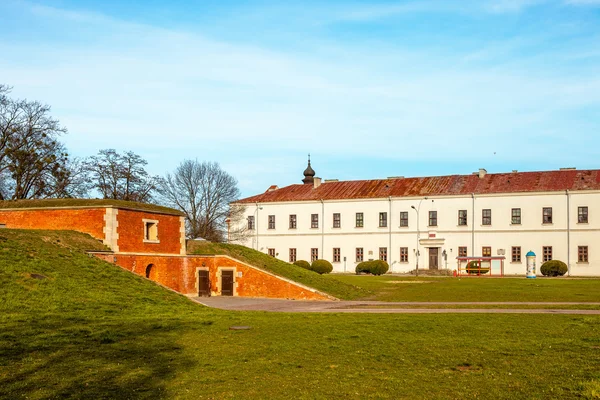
266, 185, 279, 192
313, 177, 322, 189
478, 168, 487, 179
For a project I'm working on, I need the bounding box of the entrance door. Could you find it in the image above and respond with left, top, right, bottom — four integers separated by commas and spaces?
429, 248, 439, 270
198, 270, 210, 297
221, 270, 234, 296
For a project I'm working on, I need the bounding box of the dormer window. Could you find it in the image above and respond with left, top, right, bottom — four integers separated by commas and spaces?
143, 219, 159, 243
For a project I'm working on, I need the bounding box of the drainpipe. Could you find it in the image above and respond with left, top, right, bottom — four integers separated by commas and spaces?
255, 202, 260, 251
388, 196, 392, 273
320, 199, 325, 259
471, 193, 475, 257
566, 190, 570, 276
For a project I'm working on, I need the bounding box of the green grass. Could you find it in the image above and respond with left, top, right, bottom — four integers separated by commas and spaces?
189, 241, 371, 300
329, 275, 600, 302
1, 230, 599, 399
0, 198, 184, 216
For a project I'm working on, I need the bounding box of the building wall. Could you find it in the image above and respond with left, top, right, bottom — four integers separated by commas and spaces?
116, 209, 185, 255
0, 208, 107, 242
235, 189, 600, 276
94, 253, 331, 300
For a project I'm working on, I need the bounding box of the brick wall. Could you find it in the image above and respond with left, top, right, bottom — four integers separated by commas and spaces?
115, 209, 184, 255
95, 253, 331, 301
0, 208, 106, 241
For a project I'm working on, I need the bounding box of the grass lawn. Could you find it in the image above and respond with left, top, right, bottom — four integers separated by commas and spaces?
329, 274, 600, 303
1, 230, 599, 399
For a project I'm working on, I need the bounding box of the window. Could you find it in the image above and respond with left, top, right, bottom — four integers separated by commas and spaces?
356, 212, 364, 228
512, 246, 521, 263
458, 246, 467, 258
458, 210, 467, 226
511, 208, 521, 225
578, 206, 588, 223
482, 246, 491, 257
144, 220, 159, 242
429, 211, 437, 227
379, 212, 387, 228
356, 248, 364, 262
543, 246, 552, 262
400, 212, 409, 227
400, 247, 408, 263
268, 215, 275, 229
333, 248, 341, 263
333, 213, 341, 228
247, 216, 255, 230
268, 248, 276, 257
311, 214, 319, 229
482, 209, 492, 225
289, 248, 296, 263
379, 247, 387, 262
289, 214, 297, 229
311, 248, 319, 262
578, 246, 588, 263
543, 207, 553, 224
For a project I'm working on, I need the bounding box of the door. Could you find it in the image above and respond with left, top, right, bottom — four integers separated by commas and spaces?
221, 270, 234, 296
198, 270, 210, 297
429, 248, 439, 270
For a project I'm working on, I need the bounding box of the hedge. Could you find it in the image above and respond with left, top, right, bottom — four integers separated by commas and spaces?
355, 260, 389, 275
310, 259, 333, 274
293, 260, 311, 270
540, 260, 568, 277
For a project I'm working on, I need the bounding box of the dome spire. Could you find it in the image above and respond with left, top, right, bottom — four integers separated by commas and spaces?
302, 154, 315, 184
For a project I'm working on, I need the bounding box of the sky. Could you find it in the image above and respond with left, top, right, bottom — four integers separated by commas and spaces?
1, 0, 599, 198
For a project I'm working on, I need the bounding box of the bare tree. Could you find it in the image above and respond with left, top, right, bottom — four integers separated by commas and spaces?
159, 160, 243, 242
84, 149, 159, 202
0, 84, 79, 199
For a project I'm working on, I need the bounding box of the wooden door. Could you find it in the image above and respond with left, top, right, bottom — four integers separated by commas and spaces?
198, 270, 210, 297
221, 270, 234, 296
429, 248, 439, 270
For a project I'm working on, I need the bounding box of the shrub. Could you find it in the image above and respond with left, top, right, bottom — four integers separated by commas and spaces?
355, 260, 389, 275
465, 260, 490, 275
293, 260, 311, 270
310, 259, 333, 274
540, 260, 568, 277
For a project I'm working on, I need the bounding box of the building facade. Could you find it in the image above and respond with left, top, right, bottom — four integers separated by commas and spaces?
0, 199, 329, 299
232, 163, 600, 276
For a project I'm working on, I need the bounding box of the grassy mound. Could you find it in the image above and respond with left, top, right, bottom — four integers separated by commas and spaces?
188, 241, 370, 300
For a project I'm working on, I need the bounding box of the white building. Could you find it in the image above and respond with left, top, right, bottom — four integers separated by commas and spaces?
231, 160, 600, 276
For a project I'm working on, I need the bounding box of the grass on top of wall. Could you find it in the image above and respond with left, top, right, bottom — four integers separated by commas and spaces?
0, 198, 184, 216
1, 229, 599, 399
188, 241, 371, 300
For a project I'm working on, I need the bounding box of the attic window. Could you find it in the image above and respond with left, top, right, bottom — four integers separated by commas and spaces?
143, 219, 159, 243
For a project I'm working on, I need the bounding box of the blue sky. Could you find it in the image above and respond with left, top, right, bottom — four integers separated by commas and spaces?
1, 0, 599, 197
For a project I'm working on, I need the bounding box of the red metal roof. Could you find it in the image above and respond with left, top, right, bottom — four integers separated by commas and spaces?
235, 169, 600, 204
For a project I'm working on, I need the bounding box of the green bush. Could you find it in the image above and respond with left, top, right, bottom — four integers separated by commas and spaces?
293, 260, 311, 270
355, 260, 389, 275
540, 260, 568, 277
310, 259, 333, 274
465, 261, 489, 275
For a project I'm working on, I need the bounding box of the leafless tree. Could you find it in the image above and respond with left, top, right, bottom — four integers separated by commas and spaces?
84, 149, 159, 202
159, 160, 244, 242
0, 84, 80, 199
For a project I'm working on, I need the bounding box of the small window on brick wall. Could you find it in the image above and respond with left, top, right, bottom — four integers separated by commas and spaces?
143, 220, 159, 242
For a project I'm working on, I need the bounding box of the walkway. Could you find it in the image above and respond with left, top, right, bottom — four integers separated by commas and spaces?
193, 297, 600, 314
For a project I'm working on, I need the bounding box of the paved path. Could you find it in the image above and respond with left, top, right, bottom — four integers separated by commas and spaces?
193, 297, 600, 314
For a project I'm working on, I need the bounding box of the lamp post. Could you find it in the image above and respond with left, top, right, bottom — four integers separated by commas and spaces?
254, 204, 262, 250
411, 197, 428, 277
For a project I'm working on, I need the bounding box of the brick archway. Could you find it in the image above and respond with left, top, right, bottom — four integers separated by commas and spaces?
145, 264, 157, 280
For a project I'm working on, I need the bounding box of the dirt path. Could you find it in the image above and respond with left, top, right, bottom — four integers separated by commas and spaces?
193, 297, 600, 314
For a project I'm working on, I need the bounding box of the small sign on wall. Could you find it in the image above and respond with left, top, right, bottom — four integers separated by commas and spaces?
237, 271, 243, 278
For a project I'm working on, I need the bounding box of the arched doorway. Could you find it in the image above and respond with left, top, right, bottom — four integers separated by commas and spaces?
145, 264, 156, 280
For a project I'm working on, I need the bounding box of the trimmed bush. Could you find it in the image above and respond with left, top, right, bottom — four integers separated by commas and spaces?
355, 260, 389, 275
293, 260, 311, 270
540, 260, 568, 277
310, 259, 333, 275
465, 260, 489, 275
